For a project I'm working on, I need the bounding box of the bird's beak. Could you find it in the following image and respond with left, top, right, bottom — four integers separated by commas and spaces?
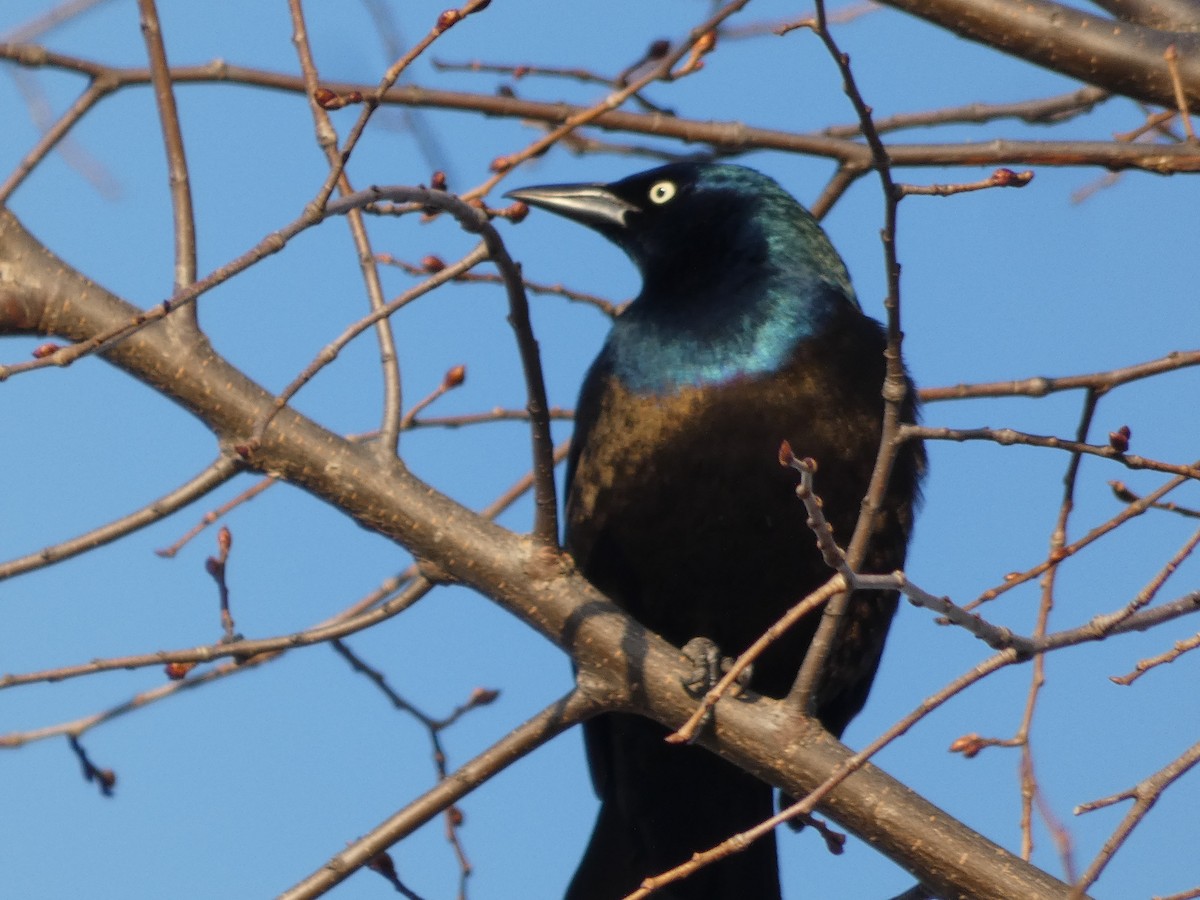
504, 182, 639, 231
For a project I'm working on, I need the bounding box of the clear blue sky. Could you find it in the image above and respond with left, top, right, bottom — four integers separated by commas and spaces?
2, 1, 1198, 898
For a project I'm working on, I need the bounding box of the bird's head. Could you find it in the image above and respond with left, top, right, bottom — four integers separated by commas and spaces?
505, 162, 855, 305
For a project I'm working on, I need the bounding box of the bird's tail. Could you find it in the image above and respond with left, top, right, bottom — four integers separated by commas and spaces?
565, 713, 781, 900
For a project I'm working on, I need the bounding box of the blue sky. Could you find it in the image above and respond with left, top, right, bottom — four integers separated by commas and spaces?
2, 1, 1198, 898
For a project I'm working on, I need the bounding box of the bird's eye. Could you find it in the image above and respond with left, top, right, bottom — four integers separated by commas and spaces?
647, 181, 676, 205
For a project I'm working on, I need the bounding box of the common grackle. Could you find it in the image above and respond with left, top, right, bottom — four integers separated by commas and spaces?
507, 163, 924, 900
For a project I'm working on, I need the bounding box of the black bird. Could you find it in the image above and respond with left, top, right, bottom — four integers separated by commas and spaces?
507, 163, 924, 900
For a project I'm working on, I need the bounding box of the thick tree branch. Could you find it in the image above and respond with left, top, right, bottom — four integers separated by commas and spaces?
876, 0, 1200, 107
0, 206, 1077, 900
1088, 0, 1200, 30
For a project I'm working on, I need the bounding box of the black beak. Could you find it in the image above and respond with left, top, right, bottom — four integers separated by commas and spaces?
504, 182, 639, 232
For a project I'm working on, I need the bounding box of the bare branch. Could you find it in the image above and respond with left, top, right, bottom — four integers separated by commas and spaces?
0, 455, 239, 580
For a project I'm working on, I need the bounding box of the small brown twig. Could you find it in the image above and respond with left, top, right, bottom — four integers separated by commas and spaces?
287, 0, 404, 454
808, 163, 868, 219
277, 689, 599, 900
1110, 631, 1200, 686
1164, 45, 1197, 140
136, 0, 197, 308
0, 441, 571, 705
998, 391, 1095, 865
431, 52, 675, 115
1154, 885, 1200, 900
785, 0, 911, 718
964, 470, 1193, 611
1073, 738, 1200, 893
0, 456, 239, 580
901, 424, 1200, 483
408, 407, 575, 429
897, 167, 1034, 196
154, 469, 274, 558
1109, 480, 1200, 518
378, 252, 623, 318
400, 364, 468, 430
1114, 109, 1179, 143
331, 639, 499, 892
1092, 524, 1200, 634
463, 0, 750, 200
253, 244, 486, 444
918, 350, 1200, 403
823, 86, 1111, 138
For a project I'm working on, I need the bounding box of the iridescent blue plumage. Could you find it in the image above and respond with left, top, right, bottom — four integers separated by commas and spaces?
591, 165, 859, 393
507, 163, 924, 900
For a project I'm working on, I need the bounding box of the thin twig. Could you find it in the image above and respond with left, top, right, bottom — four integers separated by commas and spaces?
277, 690, 598, 900
1073, 738, 1200, 893
918, 350, 1200, 402
377, 253, 623, 317
902, 424, 1200, 482
964, 470, 1193, 610
898, 167, 1033, 196
1164, 45, 1197, 140
0, 440, 571, 702
136, 0, 195, 294
257, 242, 488, 440
288, 0, 404, 455
0, 456, 240, 580
786, 0, 910, 714
1110, 630, 1200, 685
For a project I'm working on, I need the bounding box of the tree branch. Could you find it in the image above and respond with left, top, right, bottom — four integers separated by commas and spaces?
876, 0, 1200, 107
0, 204, 1078, 900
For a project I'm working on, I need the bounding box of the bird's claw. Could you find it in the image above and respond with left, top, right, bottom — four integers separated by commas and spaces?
680, 637, 752, 697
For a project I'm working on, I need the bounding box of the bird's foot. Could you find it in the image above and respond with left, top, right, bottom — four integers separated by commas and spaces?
680, 637, 753, 698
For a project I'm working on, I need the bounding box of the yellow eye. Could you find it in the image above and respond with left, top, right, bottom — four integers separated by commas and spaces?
648, 180, 676, 205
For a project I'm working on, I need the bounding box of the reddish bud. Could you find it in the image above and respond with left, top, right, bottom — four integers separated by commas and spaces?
513, 65, 530, 79
165, 661, 197, 680
1108, 425, 1131, 453
469, 0, 491, 11
32, 342, 61, 359
447, 805, 465, 826
991, 168, 1034, 188
489, 155, 512, 173
949, 733, 987, 758
506, 201, 529, 223
96, 768, 118, 791
778, 440, 796, 468
430, 170, 447, 191
218, 525, 233, 556
443, 364, 467, 389
314, 87, 338, 108
647, 38, 671, 59
421, 255, 446, 273
468, 686, 499, 706
435, 9, 462, 32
